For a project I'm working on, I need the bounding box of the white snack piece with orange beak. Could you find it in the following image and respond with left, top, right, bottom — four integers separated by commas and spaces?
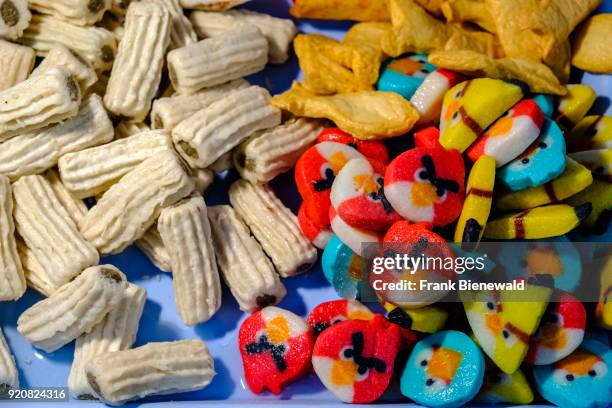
467, 99, 546, 167
229, 180, 317, 277
17, 265, 127, 353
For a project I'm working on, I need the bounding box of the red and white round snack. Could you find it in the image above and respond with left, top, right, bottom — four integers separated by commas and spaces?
384, 147, 465, 227
295, 142, 365, 227
298, 203, 333, 249
307, 299, 374, 334
330, 158, 401, 231
239, 306, 314, 394
410, 69, 464, 125
318, 128, 390, 164
525, 291, 586, 365
329, 205, 382, 257
467, 99, 545, 167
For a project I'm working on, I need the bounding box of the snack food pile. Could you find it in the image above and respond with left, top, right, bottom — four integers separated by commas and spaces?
0, 0, 610, 406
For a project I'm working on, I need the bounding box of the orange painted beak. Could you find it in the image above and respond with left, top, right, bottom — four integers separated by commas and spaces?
427, 348, 462, 385
412, 182, 437, 207
485, 313, 503, 335
331, 359, 357, 386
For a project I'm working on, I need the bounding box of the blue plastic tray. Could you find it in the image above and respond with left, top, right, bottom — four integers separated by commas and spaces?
1, 1, 611, 407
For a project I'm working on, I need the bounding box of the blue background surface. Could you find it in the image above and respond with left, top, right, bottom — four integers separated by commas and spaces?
1, 1, 610, 407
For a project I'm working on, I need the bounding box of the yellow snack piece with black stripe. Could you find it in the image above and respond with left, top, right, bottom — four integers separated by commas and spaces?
440, 78, 525, 153
483, 203, 592, 240
595, 256, 612, 329
555, 84, 596, 130
567, 149, 612, 232
567, 115, 612, 152
383, 301, 448, 333
496, 158, 593, 210
454, 155, 495, 248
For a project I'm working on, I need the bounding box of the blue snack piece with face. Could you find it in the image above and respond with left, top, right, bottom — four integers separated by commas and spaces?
321, 234, 362, 300
533, 338, 611, 408
498, 118, 567, 191
376, 54, 436, 99
400, 330, 485, 408
533, 94, 555, 117
498, 236, 582, 292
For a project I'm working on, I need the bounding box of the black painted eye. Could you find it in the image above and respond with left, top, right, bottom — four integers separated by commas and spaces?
566, 374, 574, 382
358, 366, 368, 375
426, 378, 434, 386
420, 360, 428, 367
344, 348, 353, 359
588, 370, 597, 377
502, 329, 510, 339
520, 259, 528, 268
594, 166, 605, 174
547, 314, 558, 324
539, 142, 547, 148
521, 158, 530, 164
486, 302, 496, 311
452, 111, 459, 120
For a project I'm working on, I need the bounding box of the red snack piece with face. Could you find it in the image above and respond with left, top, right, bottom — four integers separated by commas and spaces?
318, 128, 390, 164
414, 127, 442, 149
239, 306, 314, 394
307, 299, 374, 335
384, 147, 465, 227
295, 141, 365, 227
312, 314, 402, 403
298, 203, 333, 249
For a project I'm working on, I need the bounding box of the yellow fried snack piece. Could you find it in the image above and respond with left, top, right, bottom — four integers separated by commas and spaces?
342, 22, 391, 87
483, 203, 592, 240
496, 158, 593, 211
440, 78, 525, 153
440, 0, 496, 33
572, 14, 612, 74
382, 302, 448, 333
294, 34, 372, 95
454, 155, 495, 247
567, 115, 612, 152
270, 82, 419, 140
567, 149, 612, 231
382, 0, 497, 57
428, 49, 566, 95
290, 0, 390, 21
485, 0, 600, 79
556, 84, 597, 130
595, 256, 611, 329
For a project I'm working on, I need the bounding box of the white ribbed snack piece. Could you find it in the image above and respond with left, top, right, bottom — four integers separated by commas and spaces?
167, 25, 268, 95
16, 239, 55, 297
208, 205, 286, 312
86, 339, 215, 406
151, 0, 196, 49
0, 40, 34, 91
69, 283, 146, 399
180, 0, 249, 10
234, 118, 324, 183
191, 168, 214, 192
30, 44, 97, 92
0, 328, 18, 394
114, 121, 150, 139
0, 94, 113, 180
0, 0, 30, 40
12, 175, 99, 288
104, 2, 171, 120
28, 0, 110, 26
151, 79, 249, 131
190, 9, 296, 64
135, 226, 171, 273
79, 150, 194, 255
0, 67, 81, 143
172, 86, 281, 168
58, 129, 173, 198
158, 195, 221, 325
229, 180, 317, 277
18, 14, 117, 71
45, 169, 87, 225
0, 176, 25, 301
17, 265, 127, 353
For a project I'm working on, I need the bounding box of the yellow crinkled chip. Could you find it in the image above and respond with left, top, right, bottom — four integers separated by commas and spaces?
270, 82, 420, 140
382, 0, 498, 57
428, 49, 567, 95
440, 0, 496, 33
485, 0, 601, 79
342, 22, 392, 88
572, 14, 612, 74
290, 0, 390, 21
